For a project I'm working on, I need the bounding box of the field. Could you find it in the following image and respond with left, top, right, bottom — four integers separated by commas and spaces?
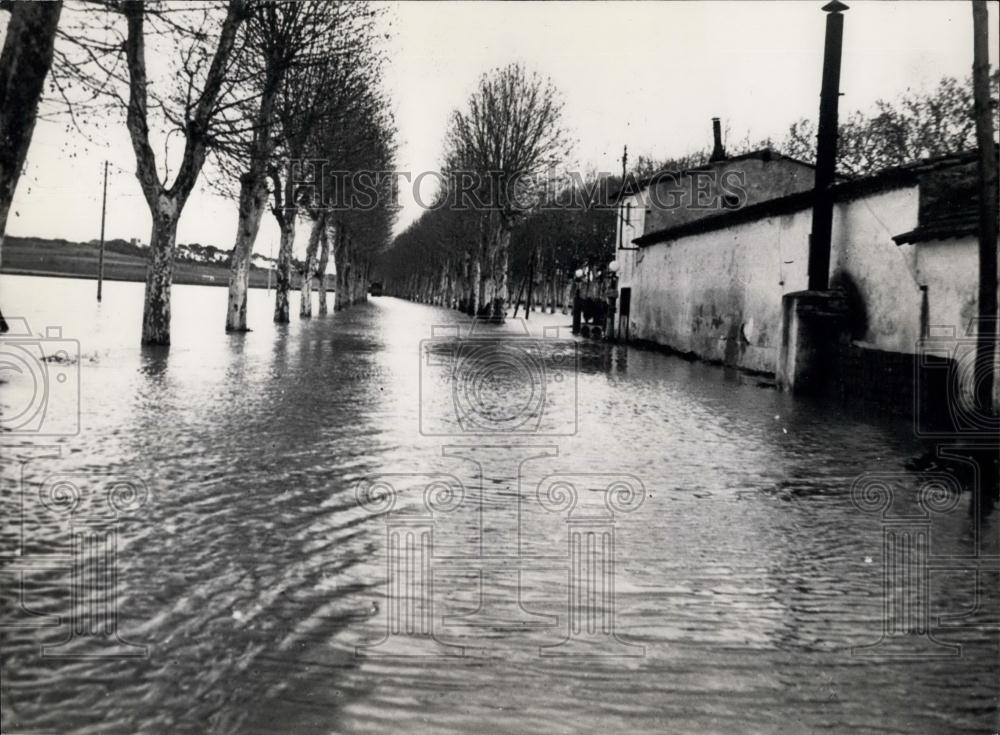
0, 237, 315, 290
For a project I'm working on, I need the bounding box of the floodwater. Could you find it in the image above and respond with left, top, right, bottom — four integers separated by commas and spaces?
0, 273, 997, 734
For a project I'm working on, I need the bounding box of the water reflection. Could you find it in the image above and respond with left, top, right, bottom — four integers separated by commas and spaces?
0, 274, 997, 734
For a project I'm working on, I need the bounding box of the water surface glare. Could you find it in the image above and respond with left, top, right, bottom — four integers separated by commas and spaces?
1, 274, 997, 734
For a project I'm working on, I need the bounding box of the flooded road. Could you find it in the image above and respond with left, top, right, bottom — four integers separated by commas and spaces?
1, 273, 997, 734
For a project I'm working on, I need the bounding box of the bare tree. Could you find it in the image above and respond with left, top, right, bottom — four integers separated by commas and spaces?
443, 63, 569, 319
259, 4, 392, 322
220, 0, 344, 333
0, 0, 63, 332
324, 90, 396, 313
265, 4, 382, 323
121, 0, 247, 345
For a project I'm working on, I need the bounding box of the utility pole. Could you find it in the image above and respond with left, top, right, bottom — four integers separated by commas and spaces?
618, 145, 628, 250
808, 0, 848, 291
96, 160, 108, 301
972, 0, 998, 418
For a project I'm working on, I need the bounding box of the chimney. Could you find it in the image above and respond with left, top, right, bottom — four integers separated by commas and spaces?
808, 0, 848, 291
709, 117, 726, 162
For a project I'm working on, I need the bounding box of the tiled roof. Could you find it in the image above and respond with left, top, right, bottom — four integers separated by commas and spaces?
894, 209, 991, 245
634, 149, 988, 248
610, 148, 815, 202
893, 151, 989, 244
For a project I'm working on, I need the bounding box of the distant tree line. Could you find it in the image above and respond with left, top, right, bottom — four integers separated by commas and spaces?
783, 70, 1000, 176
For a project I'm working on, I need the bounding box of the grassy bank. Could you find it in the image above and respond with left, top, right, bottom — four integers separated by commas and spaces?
1, 236, 319, 290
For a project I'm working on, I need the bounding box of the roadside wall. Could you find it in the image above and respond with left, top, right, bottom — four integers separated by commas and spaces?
629, 208, 810, 372
626, 185, 930, 373
905, 234, 997, 416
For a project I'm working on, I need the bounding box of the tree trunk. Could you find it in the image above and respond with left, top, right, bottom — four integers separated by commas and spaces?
356, 259, 365, 305
300, 213, 325, 318
356, 254, 366, 304
332, 221, 344, 311
124, 0, 245, 344
481, 247, 494, 314
344, 233, 354, 306
491, 221, 511, 320
459, 249, 471, 311
470, 255, 482, 316
273, 220, 295, 323
350, 240, 361, 306
549, 269, 558, 313
445, 261, 456, 308
317, 223, 330, 315
525, 253, 534, 322
225, 174, 268, 331
224, 40, 282, 333
482, 274, 493, 313
360, 259, 370, 303
0, 0, 63, 332
474, 213, 493, 316
141, 203, 180, 345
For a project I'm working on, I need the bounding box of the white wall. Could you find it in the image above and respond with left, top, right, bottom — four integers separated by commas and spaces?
906, 234, 992, 411
628, 209, 810, 372
626, 184, 928, 373
831, 187, 922, 353
614, 190, 646, 291
908, 235, 979, 340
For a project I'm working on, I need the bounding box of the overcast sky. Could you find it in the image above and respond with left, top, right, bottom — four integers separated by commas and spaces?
8, 0, 998, 260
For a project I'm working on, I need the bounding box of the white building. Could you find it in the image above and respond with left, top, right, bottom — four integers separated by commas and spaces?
614, 149, 999, 419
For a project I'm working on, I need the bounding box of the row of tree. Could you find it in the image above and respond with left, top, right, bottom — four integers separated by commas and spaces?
378, 63, 582, 316
379, 173, 618, 314
0, 0, 396, 343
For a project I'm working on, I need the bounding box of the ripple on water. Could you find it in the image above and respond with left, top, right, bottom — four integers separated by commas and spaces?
1, 275, 997, 734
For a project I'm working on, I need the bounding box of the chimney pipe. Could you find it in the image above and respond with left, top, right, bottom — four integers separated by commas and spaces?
808, 0, 848, 291
709, 117, 726, 162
